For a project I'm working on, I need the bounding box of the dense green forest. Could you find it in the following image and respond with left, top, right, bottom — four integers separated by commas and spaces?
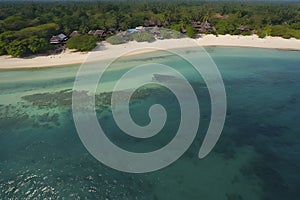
0, 1, 299, 57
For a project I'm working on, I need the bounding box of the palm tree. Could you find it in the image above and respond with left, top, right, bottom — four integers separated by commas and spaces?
202, 12, 210, 23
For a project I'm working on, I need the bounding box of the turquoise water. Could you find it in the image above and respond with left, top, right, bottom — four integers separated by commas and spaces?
0, 47, 299, 199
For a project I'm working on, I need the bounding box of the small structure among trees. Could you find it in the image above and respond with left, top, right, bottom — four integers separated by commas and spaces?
192, 21, 216, 33
70, 31, 80, 38
49, 33, 68, 44
49, 33, 68, 53
237, 25, 250, 31
213, 13, 229, 19
88, 30, 106, 39
144, 17, 162, 27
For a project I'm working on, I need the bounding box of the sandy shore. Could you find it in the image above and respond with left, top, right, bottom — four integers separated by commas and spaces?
198, 34, 300, 50
0, 35, 299, 69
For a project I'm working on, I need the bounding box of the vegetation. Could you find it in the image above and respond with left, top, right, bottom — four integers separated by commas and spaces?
66, 35, 98, 51
132, 32, 154, 42
186, 25, 197, 38
269, 25, 300, 39
106, 35, 125, 45
160, 29, 181, 39
0, 23, 57, 57
0, 1, 299, 56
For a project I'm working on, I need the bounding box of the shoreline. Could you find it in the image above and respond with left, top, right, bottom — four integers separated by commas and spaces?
198, 34, 300, 50
0, 34, 300, 69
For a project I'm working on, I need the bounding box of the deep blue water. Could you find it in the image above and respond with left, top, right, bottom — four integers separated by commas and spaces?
0, 47, 299, 199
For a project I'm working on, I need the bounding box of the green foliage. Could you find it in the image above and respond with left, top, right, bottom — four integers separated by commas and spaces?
291, 22, 300, 30
240, 30, 252, 36
160, 29, 181, 39
66, 35, 98, 51
171, 30, 181, 39
0, 1, 299, 56
170, 24, 182, 32
265, 25, 300, 39
185, 25, 197, 38
106, 35, 125, 45
160, 29, 169, 38
2, 15, 28, 31
0, 25, 55, 56
132, 32, 154, 42
270, 25, 292, 38
6, 39, 27, 57
27, 36, 52, 54
257, 32, 266, 39
260, 26, 272, 37
0, 31, 15, 55
14, 23, 60, 39
292, 30, 300, 39
0, 44, 7, 55
215, 19, 237, 35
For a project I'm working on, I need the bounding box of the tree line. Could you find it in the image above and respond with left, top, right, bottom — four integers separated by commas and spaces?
0, 0, 299, 57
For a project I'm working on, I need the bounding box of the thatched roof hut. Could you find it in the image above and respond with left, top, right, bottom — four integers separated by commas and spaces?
50, 33, 68, 44
70, 31, 80, 37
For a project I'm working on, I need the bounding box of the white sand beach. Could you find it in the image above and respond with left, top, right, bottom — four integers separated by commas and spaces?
0, 34, 299, 69
198, 34, 300, 50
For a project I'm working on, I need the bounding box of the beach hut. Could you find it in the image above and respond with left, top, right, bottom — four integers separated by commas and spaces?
213, 13, 229, 19
144, 20, 150, 27
192, 21, 216, 32
108, 28, 116, 34
50, 36, 61, 44
88, 30, 95, 35
149, 18, 156, 26
88, 29, 107, 38
150, 26, 160, 35
94, 30, 106, 38
127, 29, 138, 34
135, 26, 144, 31
237, 25, 250, 31
163, 21, 170, 26
144, 18, 158, 27
156, 19, 162, 27
50, 33, 68, 44
192, 21, 202, 30
70, 31, 80, 37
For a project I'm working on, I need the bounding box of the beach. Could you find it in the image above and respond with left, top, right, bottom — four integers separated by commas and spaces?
0, 34, 299, 69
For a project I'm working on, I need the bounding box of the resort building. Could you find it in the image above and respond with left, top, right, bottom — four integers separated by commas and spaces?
135, 26, 144, 31
237, 25, 251, 31
192, 21, 216, 33
94, 30, 106, 38
127, 29, 138, 34
49, 33, 68, 44
69, 31, 80, 37
88, 29, 107, 38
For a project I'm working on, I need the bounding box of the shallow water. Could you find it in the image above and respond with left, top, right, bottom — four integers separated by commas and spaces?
0, 47, 299, 199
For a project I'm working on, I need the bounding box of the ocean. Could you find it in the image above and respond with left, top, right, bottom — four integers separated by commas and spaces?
0, 47, 299, 199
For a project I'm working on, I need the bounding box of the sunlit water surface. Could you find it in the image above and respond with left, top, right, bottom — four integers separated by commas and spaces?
0, 47, 299, 200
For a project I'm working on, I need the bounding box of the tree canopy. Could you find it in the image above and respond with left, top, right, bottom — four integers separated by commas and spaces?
0, 1, 299, 56
66, 35, 98, 51
106, 35, 125, 45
